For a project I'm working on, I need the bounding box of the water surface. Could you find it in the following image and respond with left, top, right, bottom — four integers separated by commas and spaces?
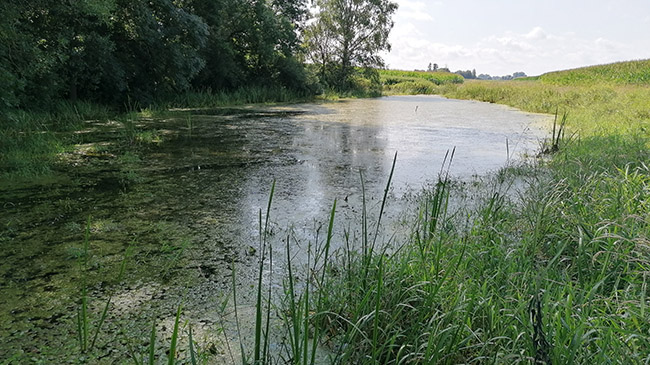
0, 95, 549, 362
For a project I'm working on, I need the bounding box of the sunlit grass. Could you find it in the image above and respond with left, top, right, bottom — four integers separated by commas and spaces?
539, 59, 650, 86
379, 69, 464, 95
442, 80, 650, 137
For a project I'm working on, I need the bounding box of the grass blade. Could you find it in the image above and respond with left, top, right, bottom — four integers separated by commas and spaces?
168, 304, 182, 365
148, 319, 156, 365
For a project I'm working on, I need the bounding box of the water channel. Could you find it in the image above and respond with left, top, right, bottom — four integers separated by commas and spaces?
0, 95, 550, 362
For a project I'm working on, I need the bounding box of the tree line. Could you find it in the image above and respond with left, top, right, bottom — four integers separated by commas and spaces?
0, 0, 397, 110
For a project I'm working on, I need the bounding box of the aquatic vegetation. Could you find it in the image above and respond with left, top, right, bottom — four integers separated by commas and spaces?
76, 217, 132, 355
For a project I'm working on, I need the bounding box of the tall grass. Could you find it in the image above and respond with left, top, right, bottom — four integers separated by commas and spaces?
163, 86, 311, 109
296, 144, 648, 363
0, 101, 112, 179
442, 80, 650, 137
76, 217, 133, 355
379, 69, 464, 95
281, 199, 337, 365
538, 59, 650, 86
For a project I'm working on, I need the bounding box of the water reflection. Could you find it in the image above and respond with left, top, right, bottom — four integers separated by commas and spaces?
0, 95, 550, 360
139, 96, 549, 251
227, 96, 547, 232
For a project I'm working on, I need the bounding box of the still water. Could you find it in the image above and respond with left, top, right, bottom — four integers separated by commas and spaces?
0, 95, 549, 362
156, 95, 548, 238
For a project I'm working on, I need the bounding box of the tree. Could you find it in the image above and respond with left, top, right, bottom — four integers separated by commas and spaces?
305, 0, 398, 90
1, 0, 316, 110
191, 0, 313, 93
110, 0, 208, 104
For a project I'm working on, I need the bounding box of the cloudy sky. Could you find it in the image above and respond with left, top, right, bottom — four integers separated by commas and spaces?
382, 0, 650, 76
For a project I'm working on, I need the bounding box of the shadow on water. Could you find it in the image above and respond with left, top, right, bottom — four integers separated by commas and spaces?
0, 96, 549, 362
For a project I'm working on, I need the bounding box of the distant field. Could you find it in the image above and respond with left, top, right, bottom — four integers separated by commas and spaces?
379, 69, 463, 94
537, 59, 650, 85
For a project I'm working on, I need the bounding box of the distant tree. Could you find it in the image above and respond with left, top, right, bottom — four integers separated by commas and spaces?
513, 71, 527, 78
427, 62, 433, 72
305, 0, 398, 90
454, 70, 476, 79
433, 63, 439, 71
438, 67, 450, 73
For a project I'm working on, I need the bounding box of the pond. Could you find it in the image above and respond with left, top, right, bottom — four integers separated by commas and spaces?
0, 95, 549, 362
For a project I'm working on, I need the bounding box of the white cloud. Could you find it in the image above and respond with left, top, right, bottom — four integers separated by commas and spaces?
525, 27, 548, 40
399, 10, 434, 21
384, 25, 639, 76
394, 0, 435, 21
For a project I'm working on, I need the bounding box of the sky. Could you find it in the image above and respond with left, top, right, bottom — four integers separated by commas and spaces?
382, 0, 650, 76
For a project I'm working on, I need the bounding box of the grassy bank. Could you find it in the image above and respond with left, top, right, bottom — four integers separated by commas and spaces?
380, 69, 464, 95
296, 62, 649, 363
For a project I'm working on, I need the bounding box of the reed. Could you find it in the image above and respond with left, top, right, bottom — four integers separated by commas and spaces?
76, 217, 133, 355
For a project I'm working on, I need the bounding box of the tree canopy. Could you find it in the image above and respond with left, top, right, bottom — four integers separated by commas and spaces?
1, 0, 317, 109
305, 0, 398, 91
1, 0, 399, 110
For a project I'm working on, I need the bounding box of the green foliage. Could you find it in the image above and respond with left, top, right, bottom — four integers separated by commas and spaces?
305, 0, 398, 90
380, 69, 464, 94
539, 59, 650, 86
0, 0, 315, 110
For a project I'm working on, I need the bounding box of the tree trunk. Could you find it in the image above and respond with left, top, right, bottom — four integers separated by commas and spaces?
69, 73, 78, 102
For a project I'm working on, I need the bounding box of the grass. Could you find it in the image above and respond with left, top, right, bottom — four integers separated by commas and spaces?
161, 86, 312, 109
274, 62, 650, 363
441, 79, 650, 137
0, 101, 111, 179
294, 145, 648, 363
538, 59, 650, 86
379, 69, 464, 95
